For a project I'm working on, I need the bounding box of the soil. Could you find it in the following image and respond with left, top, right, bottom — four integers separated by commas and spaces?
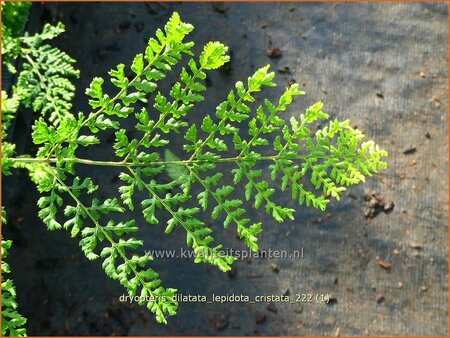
2, 2, 448, 336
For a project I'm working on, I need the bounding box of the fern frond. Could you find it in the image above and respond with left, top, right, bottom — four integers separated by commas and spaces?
1, 1, 32, 72
1, 209, 27, 337
4, 12, 389, 325
36, 169, 179, 324
1, 91, 20, 139
15, 23, 79, 127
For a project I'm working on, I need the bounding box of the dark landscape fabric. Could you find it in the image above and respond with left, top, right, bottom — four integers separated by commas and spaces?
3, 2, 448, 335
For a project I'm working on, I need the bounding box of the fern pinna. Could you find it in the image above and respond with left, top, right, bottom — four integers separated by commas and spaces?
3, 13, 388, 324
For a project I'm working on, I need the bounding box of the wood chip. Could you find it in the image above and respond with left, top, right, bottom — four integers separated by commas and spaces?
334, 326, 340, 337
376, 257, 391, 270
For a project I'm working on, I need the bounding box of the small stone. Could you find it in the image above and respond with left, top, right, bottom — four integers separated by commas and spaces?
421, 286, 427, 292
277, 66, 291, 74
410, 242, 422, 250
403, 146, 417, 155
432, 97, 441, 108
327, 296, 338, 305
393, 248, 400, 255
419, 71, 426, 78
134, 22, 145, 32
348, 193, 357, 200
293, 306, 303, 313
214, 314, 229, 331
266, 303, 278, 313
70, 12, 79, 24
227, 266, 237, 279
425, 132, 431, 139
255, 312, 266, 324
266, 48, 283, 58
270, 263, 280, 273
118, 21, 131, 30
212, 2, 228, 13
398, 282, 403, 288
96, 48, 107, 60
383, 201, 395, 213
375, 293, 385, 303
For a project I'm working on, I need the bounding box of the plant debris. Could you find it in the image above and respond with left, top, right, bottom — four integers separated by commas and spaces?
266, 48, 283, 58
364, 191, 395, 219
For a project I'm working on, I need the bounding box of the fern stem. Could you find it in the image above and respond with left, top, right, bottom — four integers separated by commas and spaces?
8, 154, 321, 167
